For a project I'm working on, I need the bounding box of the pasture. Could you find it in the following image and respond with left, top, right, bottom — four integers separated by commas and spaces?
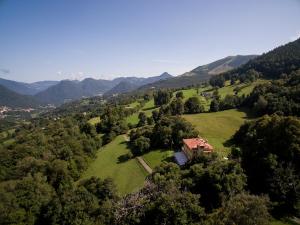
81, 135, 148, 195
182, 108, 253, 155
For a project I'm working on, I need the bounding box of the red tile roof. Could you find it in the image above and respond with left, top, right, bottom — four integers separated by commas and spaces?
183, 138, 213, 151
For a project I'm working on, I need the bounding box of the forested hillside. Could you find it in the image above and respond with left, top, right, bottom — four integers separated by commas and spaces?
0, 84, 40, 107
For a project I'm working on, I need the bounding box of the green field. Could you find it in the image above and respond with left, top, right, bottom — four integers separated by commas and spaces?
208, 79, 268, 99
81, 135, 148, 195
88, 116, 101, 125
142, 149, 174, 169
127, 101, 140, 108
126, 99, 158, 125
182, 109, 253, 155
142, 99, 155, 110
126, 113, 139, 125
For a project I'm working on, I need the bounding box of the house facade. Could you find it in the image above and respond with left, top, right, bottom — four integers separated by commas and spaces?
175, 137, 213, 166
182, 138, 213, 160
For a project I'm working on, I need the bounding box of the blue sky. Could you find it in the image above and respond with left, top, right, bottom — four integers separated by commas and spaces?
0, 0, 299, 82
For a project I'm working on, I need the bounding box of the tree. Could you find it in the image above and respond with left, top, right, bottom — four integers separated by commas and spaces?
131, 136, 151, 155
253, 95, 268, 116
175, 91, 184, 99
138, 112, 147, 127
232, 115, 300, 216
184, 97, 204, 114
154, 90, 172, 106
169, 98, 184, 115
152, 110, 160, 123
210, 99, 220, 112
208, 193, 270, 225
209, 75, 225, 88
186, 160, 246, 211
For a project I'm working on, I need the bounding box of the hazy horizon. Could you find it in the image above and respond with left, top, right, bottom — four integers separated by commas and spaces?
0, 0, 299, 82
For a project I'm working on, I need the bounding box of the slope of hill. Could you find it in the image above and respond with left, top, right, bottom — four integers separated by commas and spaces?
0, 78, 36, 95
233, 38, 300, 78
0, 84, 40, 107
35, 80, 89, 105
104, 81, 139, 95
138, 55, 257, 90
0, 78, 59, 95
35, 73, 173, 104
105, 72, 172, 95
185, 55, 258, 76
29, 80, 59, 92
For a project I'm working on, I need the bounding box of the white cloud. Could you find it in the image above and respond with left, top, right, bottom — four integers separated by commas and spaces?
290, 31, 300, 41
70, 71, 84, 81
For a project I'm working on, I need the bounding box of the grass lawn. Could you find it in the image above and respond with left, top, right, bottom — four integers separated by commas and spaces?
126, 99, 158, 125
127, 101, 140, 108
142, 149, 174, 169
142, 99, 155, 110
126, 113, 139, 125
210, 79, 268, 99
81, 135, 148, 195
88, 117, 101, 125
182, 109, 253, 155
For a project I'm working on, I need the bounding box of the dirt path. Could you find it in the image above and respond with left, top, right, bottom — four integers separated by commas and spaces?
136, 156, 153, 174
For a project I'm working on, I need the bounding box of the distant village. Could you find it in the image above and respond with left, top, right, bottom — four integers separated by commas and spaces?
0, 105, 55, 119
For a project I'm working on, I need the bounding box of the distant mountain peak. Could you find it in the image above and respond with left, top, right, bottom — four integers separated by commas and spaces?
160, 72, 172, 77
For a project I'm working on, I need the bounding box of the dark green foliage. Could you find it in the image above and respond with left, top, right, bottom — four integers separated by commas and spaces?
209, 75, 225, 88
138, 112, 147, 127
131, 136, 151, 155
232, 115, 300, 216
97, 106, 129, 143
79, 176, 118, 202
210, 38, 300, 86
239, 38, 300, 79
184, 97, 204, 114
152, 116, 199, 148
245, 69, 300, 116
207, 193, 270, 225
219, 94, 244, 110
129, 116, 199, 155
169, 98, 184, 115
153, 90, 172, 106
175, 91, 184, 99
209, 99, 220, 112
185, 160, 246, 211
152, 110, 160, 123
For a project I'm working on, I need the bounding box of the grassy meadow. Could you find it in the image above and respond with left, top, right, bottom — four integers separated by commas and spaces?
88, 116, 101, 125
142, 149, 174, 169
81, 135, 148, 195
182, 108, 253, 155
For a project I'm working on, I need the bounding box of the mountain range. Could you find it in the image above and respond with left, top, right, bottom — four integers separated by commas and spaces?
0, 84, 40, 108
0, 78, 59, 95
137, 55, 258, 90
0, 55, 257, 107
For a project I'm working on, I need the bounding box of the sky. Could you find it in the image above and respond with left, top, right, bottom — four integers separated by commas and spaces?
0, 0, 300, 82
